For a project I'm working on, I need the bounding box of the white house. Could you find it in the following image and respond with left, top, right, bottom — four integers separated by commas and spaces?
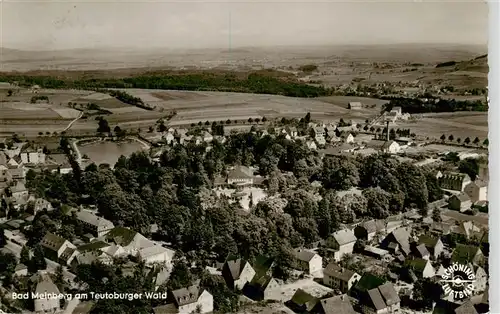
20, 149, 46, 165
138, 244, 176, 267
323, 262, 361, 293
227, 166, 254, 185
464, 180, 488, 202
344, 133, 355, 144
76, 210, 115, 237
40, 232, 78, 265
33, 271, 61, 314
292, 248, 323, 274
306, 141, 317, 150
327, 229, 357, 262
164, 132, 175, 145
222, 259, 256, 290
171, 285, 214, 314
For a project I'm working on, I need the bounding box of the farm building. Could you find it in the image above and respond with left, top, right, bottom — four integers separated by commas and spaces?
348, 102, 362, 110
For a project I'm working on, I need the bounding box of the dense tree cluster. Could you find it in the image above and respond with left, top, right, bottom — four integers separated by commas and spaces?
382, 97, 487, 113
0, 72, 331, 98
22, 131, 447, 312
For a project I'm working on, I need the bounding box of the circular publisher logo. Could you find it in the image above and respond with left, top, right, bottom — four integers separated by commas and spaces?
440, 263, 476, 299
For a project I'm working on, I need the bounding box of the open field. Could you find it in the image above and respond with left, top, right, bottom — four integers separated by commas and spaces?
395, 116, 488, 140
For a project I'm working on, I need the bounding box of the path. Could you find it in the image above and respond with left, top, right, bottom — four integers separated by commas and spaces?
127, 136, 151, 150
71, 139, 83, 167
62, 111, 84, 132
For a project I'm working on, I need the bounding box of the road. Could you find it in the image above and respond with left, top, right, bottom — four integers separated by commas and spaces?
127, 136, 151, 150
70, 139, 83, 167
63, 297, 81, 314
63, 111, 84, 132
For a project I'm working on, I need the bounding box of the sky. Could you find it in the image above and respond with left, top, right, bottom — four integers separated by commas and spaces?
0, 0, 489, 50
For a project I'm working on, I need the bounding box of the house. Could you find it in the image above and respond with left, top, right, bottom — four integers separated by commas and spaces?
323, 262, 361, 293
404, 258, 435, 280
327, 229, 357, 262
11, 181, 28, 199
40, 232, 77, 264
389, 107, 402, 116
382, 227, 412, 256
474, 266, 488, 293
354, 220, 386, 242
164, 132, 175, 145
348, 102, 362, 110
292, 248, 322, 274
412, 243, 431, 260
439, 172, 472, 192
418, 235, 444, 259
363, 246, 391, 260
312, 126, 326, 138
14, 264, 28, 276
221, 258, 256, 290
243, 275, 280, 301
169, 285, 213, 314
76, 210, 115, 237
454, 301, 478, 314
325, 125, 337, 138
306, 140, 317, 150
343, 133, 355, 144
138, 244, 176, 267
32, 271, 61, 314
451, 244, 484, 266
464, 180, 488, 202
362, 282, 401, 314
227, 165, 254, 185
20, 148, 46, 165
33, 198, 53, 214
313, 294, 356, 314
365, 140, 400, 154
286, 289, 319, 313
202, 131, 213, 143
286, 126, 298, 138
448, 193, 472, 212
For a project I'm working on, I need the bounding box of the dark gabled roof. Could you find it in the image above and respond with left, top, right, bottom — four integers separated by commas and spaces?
253, 255, 274, 279
227, 165, 253, 180
367, 288, 387, 311
452, 193, 471, 202
354, 273, 385, 293
290, 289, 319, 311
323, 263, 357, 282
171, 285, 201, 307
104, 227, 137, 246
362, 219, 386, 234
415, 244, 430, 257
452, 244, 482, 264
40, 232, 67, 252
293, 248, 318, 262
77, 241, 109, 252
319, 295, 356, 314
378, 282, 400, 306
404, 258, 429, 273
60, 247, 76, 262
418, 234, 440, 248
388, 228, 411, 255
223, 259, 251, 281
454, 301, 478, 314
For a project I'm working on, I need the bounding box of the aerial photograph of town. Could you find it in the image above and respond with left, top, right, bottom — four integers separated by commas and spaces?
0, 1, 491, 314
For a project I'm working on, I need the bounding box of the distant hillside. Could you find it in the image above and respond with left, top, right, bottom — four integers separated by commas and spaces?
435, 54, 488, 73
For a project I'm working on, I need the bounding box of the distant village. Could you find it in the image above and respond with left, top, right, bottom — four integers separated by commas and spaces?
0, 104, 489, 314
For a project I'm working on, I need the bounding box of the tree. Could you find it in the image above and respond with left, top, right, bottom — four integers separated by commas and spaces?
440, 134, 446, 142
483, 138, 489, 146
167, 259, 194, 290
464, 137, 471, 145
262, 116, 267, 122
473, 137, 480, 145
97, 117, 111, 133
7, 89, 13, 96
226, 119, 231, 125
204, 121, 210, 126
20, 245, 30, 265
321, 156, 359, 190
448, 134, 454, 141
304, 112, 311, 124
0, 228, 6, 248
456, 138, 461, 144
432, 207, 442, 222
248, 118, 254, 123
54, 266, 65, 291
30, 245, 47, 273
